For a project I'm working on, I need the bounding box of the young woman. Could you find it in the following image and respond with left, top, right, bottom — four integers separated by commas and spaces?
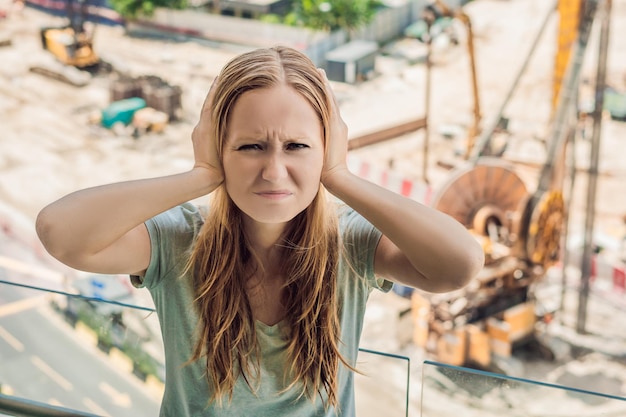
36, 46, 484, 416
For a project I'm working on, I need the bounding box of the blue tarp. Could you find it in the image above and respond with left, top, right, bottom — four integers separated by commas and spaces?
25, 0, 124, 26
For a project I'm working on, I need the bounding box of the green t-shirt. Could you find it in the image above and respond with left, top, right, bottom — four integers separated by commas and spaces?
132, 202, 391, 416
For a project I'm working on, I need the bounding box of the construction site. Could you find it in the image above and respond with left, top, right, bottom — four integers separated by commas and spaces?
1, 0, 626, 416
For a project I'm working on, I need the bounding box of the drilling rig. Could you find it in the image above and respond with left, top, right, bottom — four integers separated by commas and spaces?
405, 0, 602, 374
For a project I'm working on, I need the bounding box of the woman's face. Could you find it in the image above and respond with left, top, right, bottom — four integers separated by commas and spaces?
222, 84, 324, 227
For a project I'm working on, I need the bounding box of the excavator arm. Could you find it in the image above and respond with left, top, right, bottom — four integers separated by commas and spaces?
431, 0, 482, 157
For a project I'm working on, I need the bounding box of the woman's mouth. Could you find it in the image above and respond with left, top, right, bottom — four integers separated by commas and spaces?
255, 190, 292, 200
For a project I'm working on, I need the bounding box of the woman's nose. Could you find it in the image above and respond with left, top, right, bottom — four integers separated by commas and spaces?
261, 152, 288, 182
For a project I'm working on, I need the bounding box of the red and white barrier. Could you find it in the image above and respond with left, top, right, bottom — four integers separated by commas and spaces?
590, 255, 626, 293
613, 266, 626, 293
347, 154, 432, 205
0, 203, 41, 255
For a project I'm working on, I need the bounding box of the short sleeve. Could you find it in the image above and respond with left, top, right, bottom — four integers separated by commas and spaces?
131, 202, 205, 290
339, 206, 393, 293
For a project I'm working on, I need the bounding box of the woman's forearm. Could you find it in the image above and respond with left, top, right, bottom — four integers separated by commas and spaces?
325, 169, 484, 290
36, 168, 219, 263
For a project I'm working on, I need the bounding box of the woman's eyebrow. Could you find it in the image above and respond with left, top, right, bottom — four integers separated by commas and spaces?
231, 134, 311, 142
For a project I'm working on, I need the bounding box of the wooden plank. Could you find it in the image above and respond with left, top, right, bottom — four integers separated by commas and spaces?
503, 302, 536, 342
436, 328, 467, 366
348, 117, 427, 150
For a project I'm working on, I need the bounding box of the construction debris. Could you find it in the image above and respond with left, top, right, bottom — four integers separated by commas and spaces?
0, 31, 11, 47
110, 75, 183, 121
29, 55, 92, 86
132, 107, 169, 134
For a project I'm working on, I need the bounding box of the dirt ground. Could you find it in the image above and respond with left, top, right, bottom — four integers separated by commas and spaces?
1, 0, 626, 415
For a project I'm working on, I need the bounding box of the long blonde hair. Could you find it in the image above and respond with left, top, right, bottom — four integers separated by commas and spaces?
187, 46, 351, 409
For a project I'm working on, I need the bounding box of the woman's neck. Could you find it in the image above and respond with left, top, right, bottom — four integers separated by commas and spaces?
243, 216, 287, 255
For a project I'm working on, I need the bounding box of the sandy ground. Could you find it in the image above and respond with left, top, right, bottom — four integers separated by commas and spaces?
1, 0, 626, 415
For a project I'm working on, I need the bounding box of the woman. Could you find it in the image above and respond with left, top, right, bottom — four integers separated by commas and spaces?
36, 46, 484, 416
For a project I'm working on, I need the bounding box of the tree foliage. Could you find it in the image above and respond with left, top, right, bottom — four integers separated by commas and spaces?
109, 0, 186, 19
287, 0, 383, 32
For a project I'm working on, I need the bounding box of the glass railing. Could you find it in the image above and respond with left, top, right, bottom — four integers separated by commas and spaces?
3, 262, 626, 417
0, 276, 163, 417
355, 348, 410, 417
421, 360, 626, 417
0, 272, 413, 417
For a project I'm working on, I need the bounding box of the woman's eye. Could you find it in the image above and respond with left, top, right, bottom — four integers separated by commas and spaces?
286, 143, 309, 150
237, 144, 262, 151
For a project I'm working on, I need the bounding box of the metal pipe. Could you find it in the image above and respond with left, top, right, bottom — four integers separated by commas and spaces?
537, 0, 598, 194
421, 5, 438, 185
577, 0, 611, 334
423, 27, 432, 185
559, 121, 578, 316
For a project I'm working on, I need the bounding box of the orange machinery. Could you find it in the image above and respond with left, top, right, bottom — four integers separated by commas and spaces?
40, 0, 99, 68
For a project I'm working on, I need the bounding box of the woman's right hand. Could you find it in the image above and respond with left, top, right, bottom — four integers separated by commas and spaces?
191, 77, 224, 185
36, 78, 227, 276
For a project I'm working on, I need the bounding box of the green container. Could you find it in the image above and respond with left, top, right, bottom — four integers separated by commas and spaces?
101, 97, 146, 129
604, 88, 626, 121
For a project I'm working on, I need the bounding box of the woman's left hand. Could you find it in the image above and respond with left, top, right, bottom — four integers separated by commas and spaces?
319, 69, 350, 189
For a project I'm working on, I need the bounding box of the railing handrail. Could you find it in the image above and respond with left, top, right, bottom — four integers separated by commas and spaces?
0, 279, 155, 312
0, 393, 101, 417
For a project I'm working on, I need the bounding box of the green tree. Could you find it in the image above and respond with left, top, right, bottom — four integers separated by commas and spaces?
109, 0, 186, 19
288, 0, 383, 32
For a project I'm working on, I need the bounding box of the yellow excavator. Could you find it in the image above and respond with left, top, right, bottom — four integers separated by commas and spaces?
40, 0, 99, 68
